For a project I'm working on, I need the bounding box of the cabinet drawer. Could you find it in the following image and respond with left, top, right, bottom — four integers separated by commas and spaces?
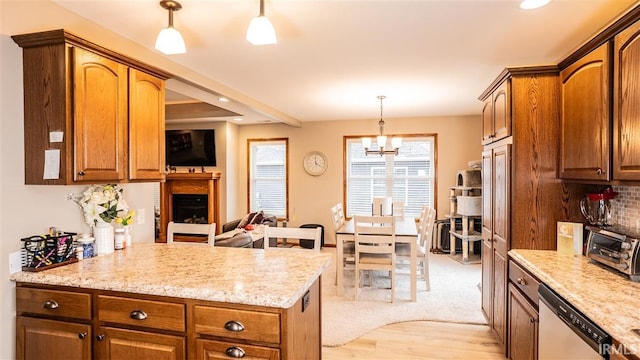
98, 295, 185, 332
196, 339, 279, 360
16, 287, 91, 320
194, 305, 280, 344
509, 260, 541, 305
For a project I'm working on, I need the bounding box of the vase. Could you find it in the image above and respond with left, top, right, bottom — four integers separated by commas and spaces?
94, 222, 114, 255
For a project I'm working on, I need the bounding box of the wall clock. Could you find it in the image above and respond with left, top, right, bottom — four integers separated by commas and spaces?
303, 151, 328, 176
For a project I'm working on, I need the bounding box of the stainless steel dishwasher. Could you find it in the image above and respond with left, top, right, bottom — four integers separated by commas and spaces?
538, 284, 611, 360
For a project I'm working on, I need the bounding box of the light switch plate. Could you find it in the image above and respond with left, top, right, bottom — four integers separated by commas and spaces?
137, 208, 145, 225
9, 251, 23, 274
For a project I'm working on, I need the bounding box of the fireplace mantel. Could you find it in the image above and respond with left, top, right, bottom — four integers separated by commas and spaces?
158, 172, 221, 242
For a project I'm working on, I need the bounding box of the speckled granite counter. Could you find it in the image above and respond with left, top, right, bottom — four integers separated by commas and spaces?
509, 249, 640, 355
10, 243, 332, 309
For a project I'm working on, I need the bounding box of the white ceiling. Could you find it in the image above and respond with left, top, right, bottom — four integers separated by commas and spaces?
52, 0, 638, 125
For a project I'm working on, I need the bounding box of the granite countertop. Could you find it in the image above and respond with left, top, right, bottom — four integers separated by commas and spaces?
509, 249, 640, 355
10, 243, 332, 309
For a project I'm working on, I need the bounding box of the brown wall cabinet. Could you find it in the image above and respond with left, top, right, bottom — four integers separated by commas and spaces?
559, 42, 612, 181
479, 68, 589, 356
482, 81, 511, 145
12, 29, 169, 185
613, 19, 640, 180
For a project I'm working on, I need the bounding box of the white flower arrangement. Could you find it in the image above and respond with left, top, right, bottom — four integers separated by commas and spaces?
75, 184, 129, 226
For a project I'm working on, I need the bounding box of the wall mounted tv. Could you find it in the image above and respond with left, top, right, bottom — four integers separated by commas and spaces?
165, 129, 216, 167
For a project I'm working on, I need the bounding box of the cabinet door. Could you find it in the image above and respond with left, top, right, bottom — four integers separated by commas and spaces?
508, 284, 538, 360
129, 68, 166, 180
492, 144, 510, 351
95, 327, 185, 360
73, 47, 128, 182
559, 42, 611, 181
481, 149, 493, 322
16, 316, 91, 360
482, 97, 494, 145
613, 20, 640, 180
492, 81, 511, 143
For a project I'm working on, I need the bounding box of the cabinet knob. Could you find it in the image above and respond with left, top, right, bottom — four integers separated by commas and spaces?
224, 320, 245, 332
129, 310, 148, 320
42, 300, 59, 310
78, 332, 87, 340
530, 317, 537, 323
78, 171, 85, 176
516, 278, 527, 286
596, 168, 604, 175
225, 346, 246, 358
96, 334, 105, 341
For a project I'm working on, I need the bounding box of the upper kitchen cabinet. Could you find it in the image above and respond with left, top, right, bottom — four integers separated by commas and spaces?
613, 19, 640, 180
481, 81, 511, 145
12, 29, 171, 185
559, 42, 611, 181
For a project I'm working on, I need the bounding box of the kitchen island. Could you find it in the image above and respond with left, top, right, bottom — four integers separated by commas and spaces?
11, 243, 331, 360
510, 249, 640, 360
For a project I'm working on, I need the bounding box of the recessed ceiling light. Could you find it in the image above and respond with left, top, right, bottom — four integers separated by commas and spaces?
233, 118, 243, 122
218, 97, 229, 102
520, 0, 551, 9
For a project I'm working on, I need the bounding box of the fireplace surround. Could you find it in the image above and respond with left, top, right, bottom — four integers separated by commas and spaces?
158, 172, 220, 242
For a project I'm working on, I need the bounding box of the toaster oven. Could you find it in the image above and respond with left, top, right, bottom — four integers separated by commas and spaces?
585, 225, 640, 282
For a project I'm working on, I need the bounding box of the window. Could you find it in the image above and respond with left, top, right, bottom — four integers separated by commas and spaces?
248, 139, 288, 219
344, 135, 436, 218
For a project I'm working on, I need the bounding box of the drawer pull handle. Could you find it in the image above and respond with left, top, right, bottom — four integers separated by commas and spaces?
96, 334, 105, 341
42, 300, 59, 310
129, 310, 147, 320
78, 171, 85, 176
224, 320, 245, 332
225, 346, 246, 358
78, 332, 87, 340
516, 278, 527, 286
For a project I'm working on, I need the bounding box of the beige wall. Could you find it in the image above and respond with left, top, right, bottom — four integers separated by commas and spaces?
235, 116, 482, 245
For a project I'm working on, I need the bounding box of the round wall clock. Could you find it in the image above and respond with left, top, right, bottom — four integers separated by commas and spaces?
303, 151, 328, 176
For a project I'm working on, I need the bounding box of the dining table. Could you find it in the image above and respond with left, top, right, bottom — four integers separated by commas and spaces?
336, 216, 419, 302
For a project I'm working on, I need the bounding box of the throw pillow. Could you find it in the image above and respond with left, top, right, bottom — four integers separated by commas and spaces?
250, 210, 265, 225
237, 212, 256, 229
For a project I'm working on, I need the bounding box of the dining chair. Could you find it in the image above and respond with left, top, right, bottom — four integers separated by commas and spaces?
396, 206, 436, 291
331, 202, 355, 267
263, 225, 322, 251
166, 221, 216, 245
372, 196, 392, 216
353, 215, 396, 302
392, 201, 404, 216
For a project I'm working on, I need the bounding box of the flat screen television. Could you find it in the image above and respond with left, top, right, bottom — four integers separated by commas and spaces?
165, 129, 216, 167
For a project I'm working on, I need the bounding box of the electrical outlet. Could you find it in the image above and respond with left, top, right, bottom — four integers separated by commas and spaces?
9, 251, 23, 274
136, 208, 145, 225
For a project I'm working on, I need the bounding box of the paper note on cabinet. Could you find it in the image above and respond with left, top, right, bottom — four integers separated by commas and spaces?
557, 221, 583, 256
43, 149, 60, 179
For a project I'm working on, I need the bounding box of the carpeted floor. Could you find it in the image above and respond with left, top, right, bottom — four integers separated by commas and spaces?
321, 248, 487, 347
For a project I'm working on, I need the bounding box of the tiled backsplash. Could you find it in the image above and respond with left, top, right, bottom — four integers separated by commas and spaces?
611, 186, 640, 229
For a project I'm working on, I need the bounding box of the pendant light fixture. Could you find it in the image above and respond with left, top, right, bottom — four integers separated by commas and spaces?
362, 96, 402, 156
246, 0, 277, 45
520, 0, 551, 9
155, 0, 186, 55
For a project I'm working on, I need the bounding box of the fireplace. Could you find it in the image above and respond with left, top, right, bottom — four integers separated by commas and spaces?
172, 194, 208, 224
158, 172, 221, 243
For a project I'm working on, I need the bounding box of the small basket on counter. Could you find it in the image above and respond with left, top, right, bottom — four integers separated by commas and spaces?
21, 232, 78, 272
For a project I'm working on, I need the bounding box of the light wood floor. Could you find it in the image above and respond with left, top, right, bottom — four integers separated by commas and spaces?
322, 320, 505, 360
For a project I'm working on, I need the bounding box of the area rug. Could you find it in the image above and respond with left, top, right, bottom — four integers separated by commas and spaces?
321, 249, 487, 347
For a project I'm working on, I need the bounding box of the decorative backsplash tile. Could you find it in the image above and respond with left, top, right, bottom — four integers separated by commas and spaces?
611, 186, 640, 229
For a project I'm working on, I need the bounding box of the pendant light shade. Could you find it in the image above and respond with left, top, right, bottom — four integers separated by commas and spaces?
520, 0, 551, 9
247, 0, 277, 45
155, 0, 186, 55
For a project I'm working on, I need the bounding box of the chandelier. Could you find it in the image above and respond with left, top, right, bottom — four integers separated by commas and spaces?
361, 96, 402, 156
